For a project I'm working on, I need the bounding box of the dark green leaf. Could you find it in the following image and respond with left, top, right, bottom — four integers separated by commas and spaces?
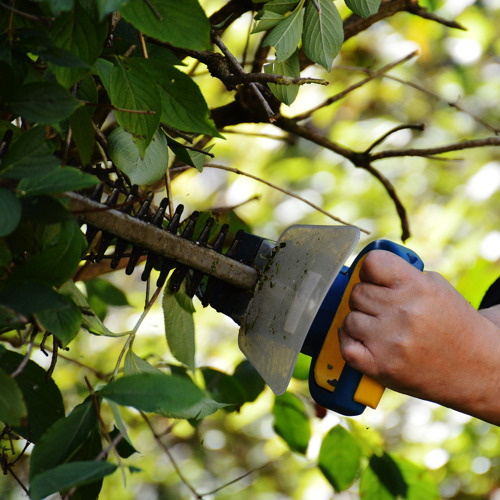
0, 126, 60, 179
166, 136, 213, 172
107, 127, 169, 185
17, 166, 98, 197
97, 0, 127, 20
30, 400, 98, 480
0, 366, 27, 427
30, 461, 117, 500
48, 1, 108, 88
70, 425, 104, 500
303, 0, 344, 71
163, 287, 195, 371
99, 373, 226, 419
109, 57, 161, 157
0, 188, 22, 237
318, 425, 362, 491
69, 107, 95, 165
264, 50, 300, 106
263, 0, 305, 62
43, 0, 75, 16
21, 196, 71, 224
261, 0, 300, 15
0, 349, 65, 442
273, 392, 311, 454
86, 279, 129, 306
232, 359, 265, 403
119, 0, 211, 51
202, 367, 247, 410
9, 220, 87, 287
9, 82, 81, 123
140, 59, 222, 138
360, 453, 408, 499
94, 58, 114, 93
59, 281, 130, 337
109, 426, 138, 458
37, 293, 82, 347
344, 0, 381, 18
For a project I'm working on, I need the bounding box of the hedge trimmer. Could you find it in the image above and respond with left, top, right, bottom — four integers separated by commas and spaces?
68, 183, 423, 416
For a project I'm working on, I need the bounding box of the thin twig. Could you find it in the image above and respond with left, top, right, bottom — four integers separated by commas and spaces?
141, 411, 202, 499
293, 51, 418, 122
212, 32, 277, 122
0, 1, 54, 22
203, 163, 369, 233
221, 128, 288, 141
11, 329, 37, 378
138, 31, 149, 58
364, 123, 426, 154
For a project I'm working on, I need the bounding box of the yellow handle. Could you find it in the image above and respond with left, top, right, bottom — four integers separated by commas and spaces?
314, 255, 385, 410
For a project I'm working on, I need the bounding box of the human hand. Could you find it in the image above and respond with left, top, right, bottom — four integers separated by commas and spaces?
338, 250, 500, 423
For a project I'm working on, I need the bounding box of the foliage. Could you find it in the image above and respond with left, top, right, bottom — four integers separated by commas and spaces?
1, 0, 500, 499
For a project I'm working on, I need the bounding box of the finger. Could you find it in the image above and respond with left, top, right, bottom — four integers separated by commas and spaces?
338, 326, 376, 375
359, 250, 421, 288
349, 281, 392, 316
342, 310, 378, 343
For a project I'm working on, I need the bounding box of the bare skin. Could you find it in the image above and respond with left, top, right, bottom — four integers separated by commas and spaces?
338, 250, 500, 425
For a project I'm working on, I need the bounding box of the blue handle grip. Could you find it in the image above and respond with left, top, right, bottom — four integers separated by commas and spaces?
306, 240, 424, 416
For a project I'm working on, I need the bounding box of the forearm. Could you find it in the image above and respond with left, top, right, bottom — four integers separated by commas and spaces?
479, 304, 500, 328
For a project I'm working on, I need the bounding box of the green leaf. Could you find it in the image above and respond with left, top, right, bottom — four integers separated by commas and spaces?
166, 136, 213, 172
252, 11, 285, 34
263, 0, 305, 62
359, 453, 408, 500
292, 352, 310, 380
10, 220, 87, 287
273, 392, 311, 454
261, 0, 301, 14
140, 59, 222, 138
162, 287, 196, 372
0, 366, 27, 427
48, 1, 108, 88
94, 58, 114, 93
107, 127, 169, 185
100, 373, 226, 419
109, 426, 138, 458
109, 57, 161, 157
344, 0, 381, 18
69, 107, 95, 165
318, 425, 362, 491
21, 196, 71, 225
202, 367, 247, 410
37, 293, 82, 347
17, 166, 98, 197
59, 281, 130, 337
360, 454, 440, 500
0, 126, 60, 179
43, 0, 75, 16
124, 348, 164, 376
0, 188, 22, 237
30, 400, 98, 480
232, 360, 265, 403
119, 0, 211, 51
9, 82, 81, 123
30, 461, 117, 500
303, 0, 344, 71
264, 50, 300, 106
0, 349, 65, 443
97, 0, 127, 20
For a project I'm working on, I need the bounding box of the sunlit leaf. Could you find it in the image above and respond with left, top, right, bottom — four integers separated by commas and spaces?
303, 0, 344, 71
344, 0, 381, 18
30, 461, 117, 500
107, 127, 169, 185
263, 0, 305, 62
100, 373, 226, 419
264, 50, 300, 106
273, 392, 311, 454
319, 425, 362, 491
124, 348, 164, 376
163, 287, 196, 372
109, 57, 161, 157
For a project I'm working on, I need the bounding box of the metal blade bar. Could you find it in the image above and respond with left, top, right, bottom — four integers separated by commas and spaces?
66, 192, 259, 290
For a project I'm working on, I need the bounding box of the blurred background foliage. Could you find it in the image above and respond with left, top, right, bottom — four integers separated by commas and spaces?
3, 0, 500, 498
